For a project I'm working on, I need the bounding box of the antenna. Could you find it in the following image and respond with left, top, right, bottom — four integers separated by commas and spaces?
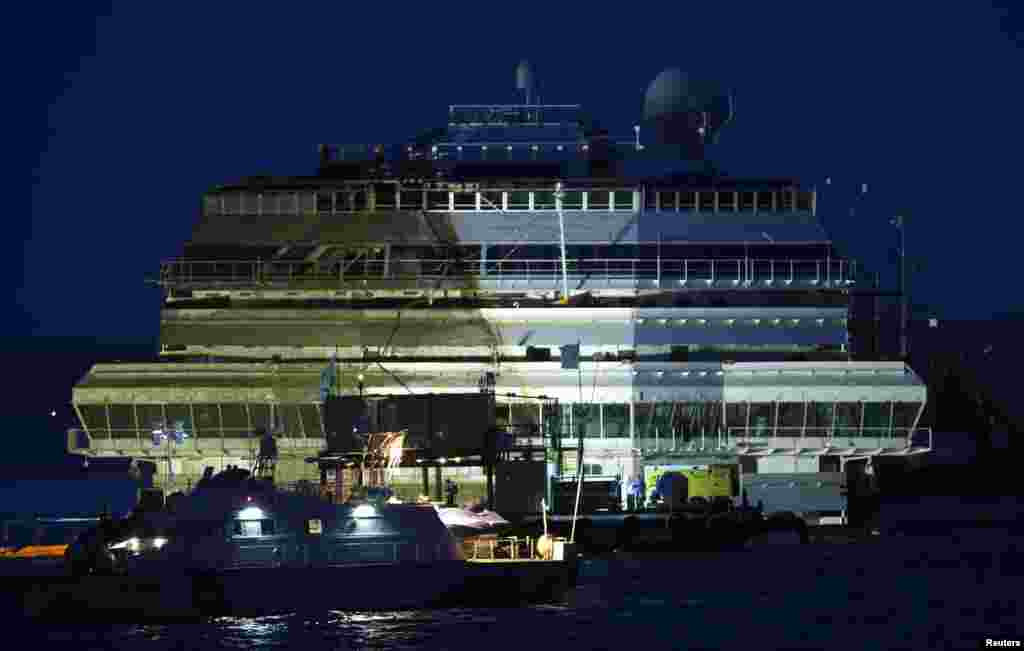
516, 60, 535, 105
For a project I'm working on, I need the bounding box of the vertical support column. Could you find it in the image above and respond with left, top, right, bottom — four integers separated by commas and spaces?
434, 466, 443, 501
383, 244, 391, 279
773, 399, 780, 440
859, 400, 865, 437
133, 400, 141, 449
105, 403, 113, 444
480, 243, 487, 277
189, 398, 198, 445
296, 403, 307, 438
888, 400, 895, 438
217, 403, 225, 455
801, 396, 808, 439
721, 399, 728, 445
421, 465, 429, 498
629, 400, 635, 450
831, 399, 838, 438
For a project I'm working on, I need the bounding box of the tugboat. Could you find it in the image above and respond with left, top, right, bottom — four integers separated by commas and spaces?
40, 464, 576, 619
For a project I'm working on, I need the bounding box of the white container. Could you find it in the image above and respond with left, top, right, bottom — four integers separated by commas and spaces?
553, 541, 577, 562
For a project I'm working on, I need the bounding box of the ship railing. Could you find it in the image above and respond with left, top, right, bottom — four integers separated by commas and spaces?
634, 427, 932, 454
464, 535, 559, 561
67, 426, 327, 453
157, 257, 856, 288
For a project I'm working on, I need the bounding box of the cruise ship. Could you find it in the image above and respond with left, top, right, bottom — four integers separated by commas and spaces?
67, 62, 931, 520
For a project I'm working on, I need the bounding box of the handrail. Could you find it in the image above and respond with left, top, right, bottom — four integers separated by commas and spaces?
633, 427, 933, 453
157, 257, 856, 286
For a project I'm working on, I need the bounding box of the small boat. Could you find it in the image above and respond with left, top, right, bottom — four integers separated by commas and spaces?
29, 467, 576, 619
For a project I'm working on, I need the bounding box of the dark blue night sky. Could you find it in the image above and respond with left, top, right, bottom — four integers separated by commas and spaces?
15, 2, 1024, 336
6, 2, 1024, 465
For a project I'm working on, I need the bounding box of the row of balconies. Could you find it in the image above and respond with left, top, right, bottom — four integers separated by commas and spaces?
203, 187, 814, 217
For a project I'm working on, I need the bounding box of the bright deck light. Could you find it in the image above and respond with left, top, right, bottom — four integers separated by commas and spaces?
238, 506, 264, 520
353, 504, 376, 518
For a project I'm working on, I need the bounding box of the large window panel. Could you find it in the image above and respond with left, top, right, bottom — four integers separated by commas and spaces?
603, 404, 629, 438
508, 191, 530, 210
248, 403, 272, 433
805, 402, 833, 435
220, 404, 248, 435
299, 404, 322, 437
165, 404, 192, 436
279, 404, 303, 438
572, 403, 601, 438
726, 403, 748, 434
107, 405, 135, 439
136, 404, 165, 433
863, 402, 890, 435
510, 403, 540, 432
542, 402, 570, 440
533, 191, 555, 210
587, 190, 609, 210
834, 402, 860, 437
614, 191, 634, 210
748, 403, 774, 437
778, 402, 804, 432
193, 404, 221, 436
562, 191, 583, 209
894, 402, 920, 432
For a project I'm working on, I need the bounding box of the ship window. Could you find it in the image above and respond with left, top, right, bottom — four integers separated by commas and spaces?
805, 402, 833, 434
719, 191, 737, 211
427, 191, 449, 211
203, 195, 220, 216
614, 191, 634, 210
374, 184, 397, 209
893, 402, 920, 432
572, 404, 601, 438
300, 192, 315, 214
542, 402, 571, 439
726, 403, 748, 433
778, 403, 803, 431
562, 191, 583, 209
779, 190, 794, 211
316, 192, 333, 214
587, 190, 609, 209
796, 191, 813, 212
453, 192, 475, 210
508, 191, 530, 210
400, 190, 424, 210
644, 190, 658, 210
655, 191, 675, 210
698, 192, 715, 212
480, 191, 502, 210
234, 519, 275, 538
222, 193, 241, 216
748, 403, 774, 437
679, 191, 696, 210
863, 402, 890, 435
834, 403, 860, 437
351, 189, 367, 211
739, 192, 755, 211
334, 191, 351, 212
604, 404, 628, 438
194, 404, 221, 433
757, 192, 774, 212
533, 191, 555, 210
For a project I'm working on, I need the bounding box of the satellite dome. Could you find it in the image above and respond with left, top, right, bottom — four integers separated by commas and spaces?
641, 68, 734, 152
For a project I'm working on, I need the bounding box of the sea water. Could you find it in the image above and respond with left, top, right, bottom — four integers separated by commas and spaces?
14, 528, 1021, 650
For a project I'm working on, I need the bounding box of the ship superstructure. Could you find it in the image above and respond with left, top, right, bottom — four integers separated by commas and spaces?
68, 63, 930, 516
